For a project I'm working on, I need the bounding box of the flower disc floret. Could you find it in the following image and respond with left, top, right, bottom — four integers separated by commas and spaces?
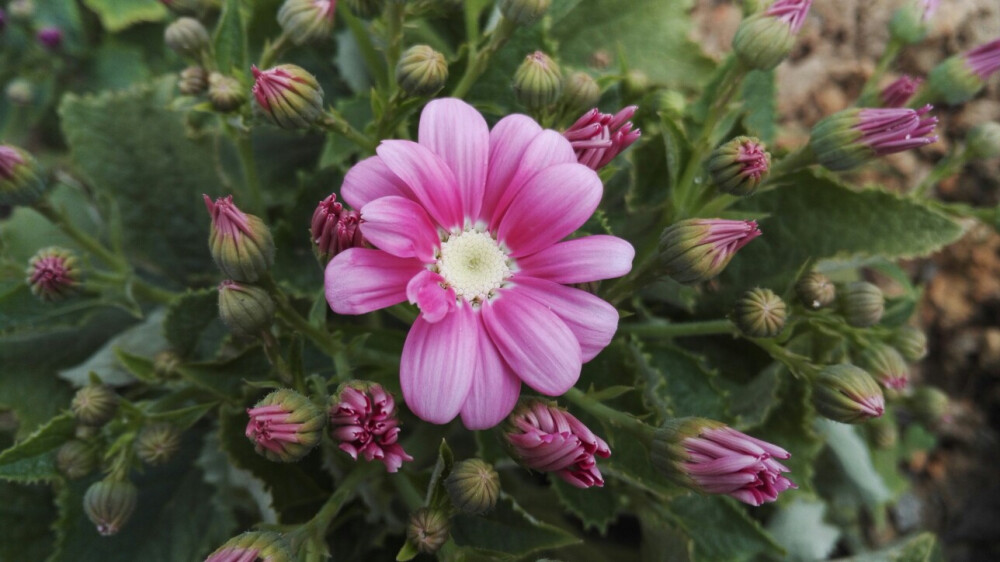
436, 229, 512, 303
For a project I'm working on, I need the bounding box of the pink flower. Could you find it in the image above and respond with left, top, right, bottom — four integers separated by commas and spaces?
325, 98, 634, 429
857, 105, 938, 156
311, 193, 364, 263
36, 27, 63, 50
681, 426, 796, 506
563, 106, 641, 170
329, 383, 414, 473
765, 0, 813, 34
245, 389, 325, 463
504, 399, 610, 488
963, 38, 1000, 80
880, 75, 923, 107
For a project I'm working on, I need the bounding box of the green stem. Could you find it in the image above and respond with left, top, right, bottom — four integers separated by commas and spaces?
220, 120, 263, 214
564, 387, 653, 441
619, 319, 738, 338
751, 338, 818, 379
384, 1, 406, 91
33, 200, 128, 272
130, 278, 179, 305
258, 32, 291, 69
320, 112, 379, 153
338, 4, 387, 87
262, 276, 342, 357
768, 145, 816, 179
450, 18, 518, 99
295, 464, 373, 560
857, 39, 902, 106
913, 149, 967, 197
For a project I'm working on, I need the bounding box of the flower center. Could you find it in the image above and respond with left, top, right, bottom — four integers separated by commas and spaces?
436, 229, 512, 303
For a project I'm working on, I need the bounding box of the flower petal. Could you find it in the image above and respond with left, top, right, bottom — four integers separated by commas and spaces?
488, 130, 578, 230
514, 276, 619, 362
482, 290, 581, 396
341, 155, 414, 210
406, 269, 455, 323
400, 304, 478, 424
497, 163, 603, 257
325, 248, 424, 315
419, 99, 489, 220
518, 235, 634, 284
482, 114, 543, 222
460, 317, 521, 430
360, 196, 440, 261
377, 140, 464, 230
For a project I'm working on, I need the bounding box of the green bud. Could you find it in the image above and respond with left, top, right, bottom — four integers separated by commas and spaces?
512, 51, 563, 111
657, 219, 761, 284
278, 0, 336, 45
71, 384, 119, 427
206, 531, 294, 562
164, 17, 210, 59
246, 389, 326, 463
859, 344, 910, 395
26, 247, 81, 302
965, 122, 1000, 160
208, 72, 247, 112
838, 281, 884, 328
57, 439, 98, 480
153, 350, 183, 379
177, 66, 208, 95
708, 136, 771, 197
445, 459, 501, 515
656, 90, 687, 120
732, 14, 796, 71
499, 0, 551, 26
0, 144, 46, 206
813, 364, 885, 424
560, 72, 601, 115
217, 281, 276, 338
907, 386, 949, 425
733, 288, 786, 338
795, 271, 835, 309
396, 45, 449, 97
84, 479, 138, 536
926, 56, 984, 106
890, 325, 928, 362
407, 508, 450, 554
866, 415, 898, 449
888, 3, 929, 45
5, 79, 34, 106
204, 195, 276, 282
135, 423, 182, 466
251, 65, 325, 129
344, 0, 384, 18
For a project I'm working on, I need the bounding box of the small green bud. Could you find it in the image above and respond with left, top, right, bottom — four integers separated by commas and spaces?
860, 344, 910, 394
965, 122, 1000, 160
733, 288, 786, 338
217, 280, 275, 338
57, 440, 98, 480
246, 389, 326, 463
177, 66, 208, 95
907, 386, 949, 425
153, 350, 183, 379
83, 479, 138, 536
813, 364, 885, 424
208, 72, 247, 112
708, 136, 771, 197
251, 65, 325, 129
445, 459, 501, 515
204, 195, 276, 282
206, 531, 294, 562
5, 79, 34, 106
866, 415, 898, 449
732, 14, 796, 71
396, 45, 449, 97
499, 0, 551, 26
622, 69, 651, 99
888, 3, 929, 45
26, 247, 81, 302
71, 384, 119, 427
926, 56, 984, 106
344, 0, 384, 18
164, 17, 210, 59
560, 72, 601, 115
656, 90, 686, 120
890, 325, 928, 362
795, 271, 835, 309
0, 144, 46, 206
839, 281, 884, 328
135, 423, 182, 466
407, 508, 450, 554
512, 51, 563, 111
278, 0, 336, 45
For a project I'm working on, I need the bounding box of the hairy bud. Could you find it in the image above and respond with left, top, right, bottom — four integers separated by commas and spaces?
397, 45, 449, 97
795, 271, 835, 309
178, 66, 209, 95
0, 144, 46, 206
658, 219, 761, 284
512, 51, 563, 111
71, 384, 119, 427
57, 440, 98, 480
217, 280, 276, 338
734, 288, 786, 338
860, 344, 910, 393
277, 0, 335, 45
813, 364, 885, 424
208, 72, 247, 112
445, 459, 501, 515
84, 479, 138, 536
809, 106, 938, 171
204, 195, 275, 282
136, 423, 182, 466
164, 17, 210, 59
560, 72, 601, 115
732, 0, 812, 71
26, 247, 81, 302
926, 39, 1000, 105
708, 136, 771, 196
407, 508, 450, 554
252, 64, 325, 129
246, 389, 326, 463
890, 325, 928, 362
838, 281, 884, 328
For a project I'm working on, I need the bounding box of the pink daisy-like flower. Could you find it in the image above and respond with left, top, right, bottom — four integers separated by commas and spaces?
324, 98, 634, 429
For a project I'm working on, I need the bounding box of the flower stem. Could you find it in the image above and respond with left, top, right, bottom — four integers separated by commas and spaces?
751, 338, 818, 379
913, 148, 967, 197
32, 199, 128, 272
320, 112, 379, 153
450, 18, 518, 99
262, 275, 342, 358
295, 463, 374, 561
384, 1, 406, 91
857, 39, 902, 105
258, 32, 291, 69
130, 278, 179, 305
564, 387, 654, 442
768, 144, 816, 179
222, 120, 264, 215
619, 319, 738, 338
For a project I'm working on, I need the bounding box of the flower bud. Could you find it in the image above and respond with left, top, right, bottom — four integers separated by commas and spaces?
889, 0, 937, 44
965, 122, 1000, 161
396, 45, 449, 97
926, 39, 1000, 105
732, 0, 813, 71
407, 508, 450, 554
622, 69, 652, 99
205, 531, 294, 562
512, 51, 563, 111
563, 106, 641, 170
204, 195, 275, 282
344, 0, 383, 18
252, 65, 325, 129
26, 247, 81, 302
813, 364, 885, 424
657, 219, 761, 285
311, 194, 364, 264
277, 0, 335, 45
8, 0, 34, 20
734, 288, 786, 338
795, 271, 835, 309
498, 0, 551, 26
208, 72, 247, 112
164, 17, 210, 59
178, 66, 209, 95
71, 384, 119, 427
838, 281, 884, 328
154, 350, 183, 379
560, 72, 601, 115
0, 144, 46, 206
866, 415, 898, 449
136, 423, 182, 466
445, 459, 501, 515
217, 280, 275, 338
907, 386, 949, 425
651, 417, 796, 506
6, 79, 34, 106
809, 106, 938, 171
860, 344, 910, 393
83, 479, 138, 536
57, 439, 98, 480
329, 381, 413, 472
890, 325, 928, 362
879, 75, 922, 108
36, 27, 63, 50
708, 136, 771, 196
656, 90, 687, 119
246, 389, 326, 463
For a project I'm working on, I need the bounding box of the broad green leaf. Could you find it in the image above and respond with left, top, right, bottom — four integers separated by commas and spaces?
164, 289, 227, 360
450, 495, 581, 558
59, 308, 170, 387
0, 414, 75, 482
551, 478, 621, 534
0, 480, 57, 561
727, 362, 783, 430
214, 0, 249, 74
662, 495, 784, 562
816, 419, 891, 508
87, 40, 152, 92
81, 0, 168, 32
836, 532, 938, 562
740, 70, 777, 144
766, 500, 840, 562
424, 439, 454, 511
645, 343, 730, 421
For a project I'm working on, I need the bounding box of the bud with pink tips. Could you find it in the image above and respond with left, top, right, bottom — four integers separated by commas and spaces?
809, 105, 938, 171
204, 194, 275, 282
563, 106, 641, 170
251, 64, 325, 129
503, 398, 611, 489
205, 531, 293, 562
813, 364, 885, 424
246, 389, 326, 463
927, 38, 1000, 105
278, 0, 336, 45
0, 143, 46, 206
732, 0, 813, 71
880, 75, 923, 108
652, 418, 796, 506
708, 136, 771, 196
311, 193, 364, 264
329, 381, 413, 473
658, 219, 762, 284
890, 0, 939, 44
26, 246, 80, 301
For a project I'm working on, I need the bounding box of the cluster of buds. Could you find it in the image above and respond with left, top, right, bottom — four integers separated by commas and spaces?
926, 38, 1000, 105
651, 418, 796, 506
513, 51, 563, 111
83, 479, 138, 536
246, 389, 326, 463
708, 136, 771, 197
658, 219, 761, 285
251, 64, 325, 129
563, 106, 641, 170
795, 271, 835, 309
71, 383, 119, 427
396, 45, 449, 97
164, 17, 210, 60
26, 247, 81, 302
732, 0, 813, 71
733, 288, 787, 339
135, 423, 182, 466
498, 0, 551, 26
445, 459, 501, 515
277, 0, 335, 45
809, 106, 938, 171
860, 344, 910, 393
205, 531, 294, 562
813, 364, 885, 424
880, 75, 923, 108
503, 399, 610, 489
328, 382, 413, 472
0, 144, 45, 206
311, 193, 364, 264
838, 281, 884, 328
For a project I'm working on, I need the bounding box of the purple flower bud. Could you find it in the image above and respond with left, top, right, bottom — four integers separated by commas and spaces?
36, 26, 63, 50
329, 382, 414, 473
964, 38, 1000, 80
880, 75, 923, 108
658, 219, 761, 284
204, 194, 275, 282
26, 246, 80, 302
246, 389, 326, 463
708, 136, 771, 196
810, 106, 938, 171
814, 364, 885, 423
311, 193, 364, 264
563, 106, 641, 170
732, 0, 813, 70
0, 144, 46, 206
927, 38, 1000, 105
860, 344, 910, 392
205, 531, 294, 562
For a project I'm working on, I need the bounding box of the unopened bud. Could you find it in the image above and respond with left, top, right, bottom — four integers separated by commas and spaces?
658, 219, 761, 284
732, 0, 813, 71
513, 51, 562, 111
809, 106, 938, 171
926, 39, 1000, 105
204, 195, 275, 282
889, 1, 934, 45
26, 247, 81, 302
217, 280, 275, 338
860, 344, 910, 393
499, 0, 551, 26
252, 65, 325, 129
734, 288, 786, 338
656, 90, 687, 119
57, 439, 98, 480
36, 27, 63, 50
245, 389, 326, 462
164, 17, 210, 59
154, 350, 183, 379
136, 423, 182, 466
890, 325, 928, 362
278, 0, 335, 45
311, 194, 364, 264
880, 75, 923, 108
208, 72, 246, 112
205, 531, 294, 562
560, 72, 601, 115
965, 122, 1000, 160
178, 66, 209, 95
0, 144, 46, 206
344, 0, 383, 18
445, 459, 501, 515
71, 384, 119, 427
329, 381, 413, 472
6, 79, 34, 106
813, 364, 885, 424
708, 136, 771, 196
907, 386, 949, 425
84, 479, 138, 536
407, 508, 450, 554
866, 415, 898, 449
396, 45, 449, 97
795, 271, 835, 309
839, 281, 884, 328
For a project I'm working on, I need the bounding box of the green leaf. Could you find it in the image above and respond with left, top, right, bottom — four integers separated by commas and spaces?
0, 414, 75, 483
647, 343, 730, 421
424, 439, 454, 511
59, 308, 170, 387
751, 370, 823, 497
816, 419, 891, 508
450, 495, 581, 559
551, 478, 621, 534
176, 346, 273, 398
0, 480, 57, 561
163, 289, 227, 360
740, 70, 777, 144
835, 532, 938, 562
81, 0, 168, 32
727, 362, 783, 430
766, 500, 840, 562
662, 495, 784, 562
213, 0, 249, 74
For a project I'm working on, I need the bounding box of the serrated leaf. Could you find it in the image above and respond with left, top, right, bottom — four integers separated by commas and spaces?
451, 495, 581, 559
835, 532, 938, 562
766, 500, 840, 562
81, 0, 167, 32
213, 0, 249, 74
816, 419, 891, 508
551, 478, 620, 534
424, 439, 454, 511
648, 343, 730, 421
163, 289, 227, 360
59, 308, 170, 387
727, 362, 783, 430
113, 349, 159, 383
0, 414, 75, 482
663, 495, 784, 562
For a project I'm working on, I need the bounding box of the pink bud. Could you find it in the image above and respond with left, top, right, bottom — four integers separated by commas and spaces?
764, 0, 813, 35
963, 37, 1000, 80
880, 75, 923, 108
329, 382, 414, 473
36, 26, 63, 50
311, 193, 364, 264
563, 106, 641, 170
